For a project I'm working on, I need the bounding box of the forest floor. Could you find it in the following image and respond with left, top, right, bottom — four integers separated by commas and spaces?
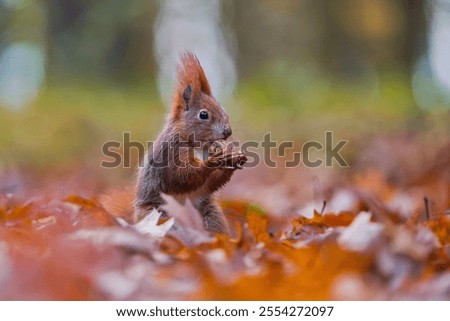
1, 134, 449, 300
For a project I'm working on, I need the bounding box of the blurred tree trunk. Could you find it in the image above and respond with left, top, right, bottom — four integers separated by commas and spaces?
400, 0, 426, 73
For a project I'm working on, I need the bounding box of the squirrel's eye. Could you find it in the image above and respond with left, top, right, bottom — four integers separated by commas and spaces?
199, 110, 209, 120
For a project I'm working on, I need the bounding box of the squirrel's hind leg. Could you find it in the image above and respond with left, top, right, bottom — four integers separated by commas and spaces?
134, 188, 165, 223
195, 195, 229, 235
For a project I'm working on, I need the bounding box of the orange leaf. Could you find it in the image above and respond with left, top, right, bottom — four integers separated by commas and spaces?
247, 212, 271, 244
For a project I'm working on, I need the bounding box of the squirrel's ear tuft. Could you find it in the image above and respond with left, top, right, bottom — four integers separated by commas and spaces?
172, 52, 212, 112
182, 84, 192, 110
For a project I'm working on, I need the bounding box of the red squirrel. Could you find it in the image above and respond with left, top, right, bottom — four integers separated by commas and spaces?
134, 52, 247, 234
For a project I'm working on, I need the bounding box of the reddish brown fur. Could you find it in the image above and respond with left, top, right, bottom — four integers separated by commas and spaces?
99, 187, 135, 223
172, 52, 211, 119
167, 52, 230, 144
134, 52, 247, 234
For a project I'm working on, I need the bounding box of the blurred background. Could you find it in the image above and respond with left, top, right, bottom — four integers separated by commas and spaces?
0, 0, 449, 213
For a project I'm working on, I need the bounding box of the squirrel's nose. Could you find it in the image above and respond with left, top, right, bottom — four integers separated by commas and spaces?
223, 127, 232, 139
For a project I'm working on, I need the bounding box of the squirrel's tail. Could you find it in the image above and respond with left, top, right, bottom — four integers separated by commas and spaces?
99, 186, 135, 224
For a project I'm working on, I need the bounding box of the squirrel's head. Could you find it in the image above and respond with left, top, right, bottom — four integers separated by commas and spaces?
170, 52, 232, 143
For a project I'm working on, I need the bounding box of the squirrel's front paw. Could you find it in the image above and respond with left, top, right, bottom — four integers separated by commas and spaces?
205, 154, 224, 168
207, 140, 247, 169
235, 151, 247, 169
208, 140, 229, 156
222, 150, 247, 169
